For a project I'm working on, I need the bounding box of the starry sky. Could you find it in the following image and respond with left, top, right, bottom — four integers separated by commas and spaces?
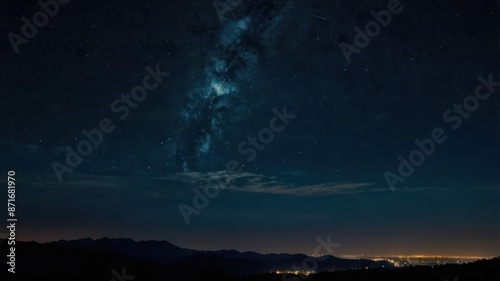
1, 0, 499, 257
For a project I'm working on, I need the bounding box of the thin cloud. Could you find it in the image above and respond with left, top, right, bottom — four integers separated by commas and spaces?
169, 171, 374, 196
226, 182, 374, 196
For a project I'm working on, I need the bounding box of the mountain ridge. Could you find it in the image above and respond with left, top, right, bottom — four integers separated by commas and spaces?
35, 237, 394, 274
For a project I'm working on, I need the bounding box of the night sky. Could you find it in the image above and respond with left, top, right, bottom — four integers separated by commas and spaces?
1, 0, 499, 257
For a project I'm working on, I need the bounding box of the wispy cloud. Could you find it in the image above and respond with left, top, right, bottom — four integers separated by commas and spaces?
23, 171, 453, 199
371, 186, 442, 192
226, 182, 374, 195
168, 171, 374, 196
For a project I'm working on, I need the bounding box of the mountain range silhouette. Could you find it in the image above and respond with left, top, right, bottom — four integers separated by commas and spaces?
2, 238, 498, 280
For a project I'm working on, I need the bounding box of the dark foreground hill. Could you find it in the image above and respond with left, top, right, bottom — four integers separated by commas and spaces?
2, 238, 498, 281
